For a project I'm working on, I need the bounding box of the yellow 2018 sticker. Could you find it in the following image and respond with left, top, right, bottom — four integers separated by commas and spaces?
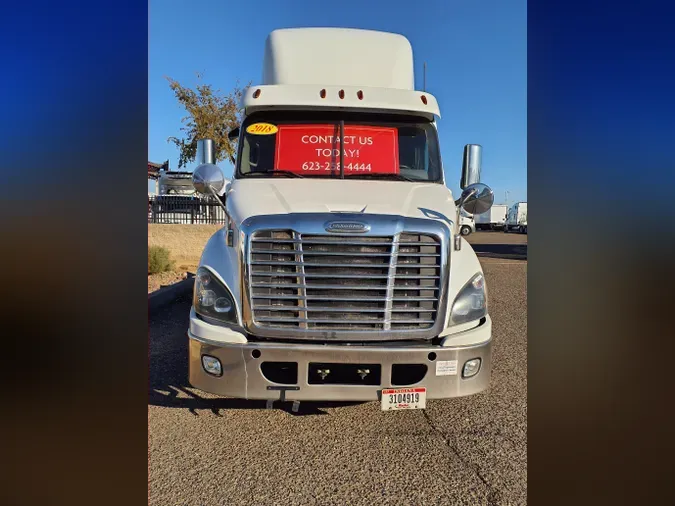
246, 123, 278, 135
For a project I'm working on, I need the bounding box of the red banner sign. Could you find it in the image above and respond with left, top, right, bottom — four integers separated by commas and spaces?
274, 124, 399, 175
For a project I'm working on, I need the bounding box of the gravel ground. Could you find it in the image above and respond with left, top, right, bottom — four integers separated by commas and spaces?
149, 232, 527, 505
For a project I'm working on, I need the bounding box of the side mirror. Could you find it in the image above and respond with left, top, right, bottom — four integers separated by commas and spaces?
192, 163, 226, 195
459, 183, 494, 215
192, 139, 232, 245
460, 144, 482, 189
193, 139, 227, 195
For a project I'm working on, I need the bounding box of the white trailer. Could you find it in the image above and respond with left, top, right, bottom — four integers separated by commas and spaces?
504, 202, 527, 233
475, 204, 507, 230
186, 28, 496, 410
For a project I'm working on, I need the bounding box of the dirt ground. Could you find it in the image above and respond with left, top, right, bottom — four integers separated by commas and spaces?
148, 271, 188, 293
148, 224, 221, 293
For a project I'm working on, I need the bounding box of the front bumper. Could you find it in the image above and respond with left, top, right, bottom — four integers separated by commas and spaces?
188, 316, 492, 402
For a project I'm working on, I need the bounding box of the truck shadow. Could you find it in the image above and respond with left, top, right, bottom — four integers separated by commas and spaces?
149, 294, 364, 416
471, 242, 528, 261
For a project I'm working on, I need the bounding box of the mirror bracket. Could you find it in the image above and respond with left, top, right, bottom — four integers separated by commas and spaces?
193, 139, 234, 244
454, 186, 479, 243
206, 184, 233, 247
207, 184, 228, 215
457, 187, 479, 210
453, 182, 494, 242
228, 126, 240, 141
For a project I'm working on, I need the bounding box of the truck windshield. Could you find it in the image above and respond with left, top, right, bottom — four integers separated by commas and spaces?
236, 111, 443, 182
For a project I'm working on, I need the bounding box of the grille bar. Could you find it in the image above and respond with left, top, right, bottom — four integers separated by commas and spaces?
251, 261, 438, 268
294, 231, 308, 330
252, 249, 438, 257
383, 233, 399, 331
252, 306, 437, 313
251, 282, 440, 291
252, 272, 439, 279
251, 295, 438, 301
255, 317, 436, 324
252, 239, 434, 246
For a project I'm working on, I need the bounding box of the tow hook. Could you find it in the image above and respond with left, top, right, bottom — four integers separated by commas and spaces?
357, 368, 370, 380
317, 368, 330, 380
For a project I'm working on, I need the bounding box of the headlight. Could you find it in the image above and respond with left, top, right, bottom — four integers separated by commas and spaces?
194, 267, 238, 323
450, 273, 487, 324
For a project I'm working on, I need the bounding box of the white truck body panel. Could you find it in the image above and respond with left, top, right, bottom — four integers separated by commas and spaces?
242, 84, 440, 120
475, 204, 508, 225
263, 28, 415, 89
244, 28, 438, 119
225, 178, 456, 224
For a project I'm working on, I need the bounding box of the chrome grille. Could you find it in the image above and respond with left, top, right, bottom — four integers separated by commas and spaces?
248, 230, 441, 334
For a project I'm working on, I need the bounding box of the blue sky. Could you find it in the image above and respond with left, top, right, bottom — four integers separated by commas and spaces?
149, 0, 526, 204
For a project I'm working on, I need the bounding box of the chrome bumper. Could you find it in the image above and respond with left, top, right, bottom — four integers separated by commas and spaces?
188, 320, 492, 402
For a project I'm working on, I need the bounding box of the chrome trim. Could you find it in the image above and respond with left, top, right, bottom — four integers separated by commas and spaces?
252, 306, 437, 313
250, 295, 438, 301
324, 220, 371, 233
294, 230, 308, 329
249, 282, 441, 291
240, 213, 451, 341
383, 233, 400, 331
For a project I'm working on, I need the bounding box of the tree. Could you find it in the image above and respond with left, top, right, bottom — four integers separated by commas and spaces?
166, 73, 249, 169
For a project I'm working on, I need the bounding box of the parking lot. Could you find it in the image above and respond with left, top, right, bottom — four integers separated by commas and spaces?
149, 231, 527, 505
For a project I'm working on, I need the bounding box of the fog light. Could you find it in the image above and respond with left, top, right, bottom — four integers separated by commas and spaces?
202, 355, 222, 376
462, 358, 481, 378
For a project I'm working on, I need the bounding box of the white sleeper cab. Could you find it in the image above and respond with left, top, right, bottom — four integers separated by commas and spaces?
187, 28, 495, 411
505, 202, 528, 234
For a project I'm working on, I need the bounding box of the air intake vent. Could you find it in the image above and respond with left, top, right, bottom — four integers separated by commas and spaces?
248, 230, 442, 338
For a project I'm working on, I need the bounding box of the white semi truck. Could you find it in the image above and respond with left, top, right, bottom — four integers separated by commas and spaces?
504, 202, 527, 233
187, 28, 495, 410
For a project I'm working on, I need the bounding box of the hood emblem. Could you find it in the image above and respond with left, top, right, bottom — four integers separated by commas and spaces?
324, 221, 371, 233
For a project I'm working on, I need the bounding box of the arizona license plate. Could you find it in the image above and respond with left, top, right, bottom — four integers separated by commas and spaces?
381, 387, 426, 411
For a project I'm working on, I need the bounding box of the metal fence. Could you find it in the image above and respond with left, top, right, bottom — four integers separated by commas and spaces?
148, 195, 227, 224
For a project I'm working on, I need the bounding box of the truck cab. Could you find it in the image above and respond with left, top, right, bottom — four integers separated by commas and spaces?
187, 28, 495, 409
505, 202, 528, 234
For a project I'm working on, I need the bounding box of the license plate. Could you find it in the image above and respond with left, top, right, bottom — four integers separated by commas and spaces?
381, 387, 426, 411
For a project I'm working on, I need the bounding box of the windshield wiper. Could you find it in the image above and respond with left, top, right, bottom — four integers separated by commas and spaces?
349, 173, 422, 182
241, 170, 305, 178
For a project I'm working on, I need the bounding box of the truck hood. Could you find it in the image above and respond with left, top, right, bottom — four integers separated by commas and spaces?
227, 178, 457, 226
